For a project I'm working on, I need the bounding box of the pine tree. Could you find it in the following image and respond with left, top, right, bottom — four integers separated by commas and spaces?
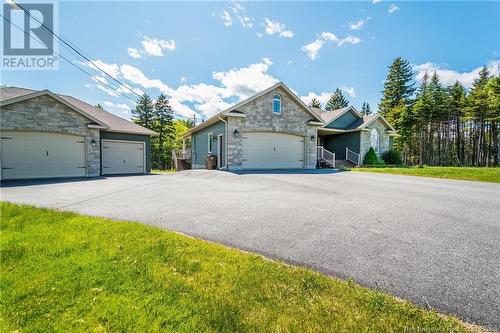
309, 98, 322, 109
378, 57, 415, 128
325, 88, 349, 111
448, 81, 466, 164
95, 104, 103, 109
361, 102, 372, 115
132, 93, 155, 128
486, 76, 500, 165
154, 94, 174, 169
466, 66, 491, 165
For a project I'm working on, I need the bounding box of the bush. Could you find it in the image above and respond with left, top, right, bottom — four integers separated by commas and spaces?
363, 147, 384, 166
381, 149, 403, 165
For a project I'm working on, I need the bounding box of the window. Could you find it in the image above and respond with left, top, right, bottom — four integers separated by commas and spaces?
273, 94, 281, 114
208, 132, 212, 153
370, 128, 379, 153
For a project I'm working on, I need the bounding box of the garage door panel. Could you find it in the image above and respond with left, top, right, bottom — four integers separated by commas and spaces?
242, 132, 304, 169
1, 132, 86, 180
102, 140, 145, 175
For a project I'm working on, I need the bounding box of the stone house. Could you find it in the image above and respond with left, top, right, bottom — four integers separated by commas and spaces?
180, 82, 397, 170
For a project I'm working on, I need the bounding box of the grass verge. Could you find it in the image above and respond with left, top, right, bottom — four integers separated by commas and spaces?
0, 202, 472, 332
352, 166, 500, 183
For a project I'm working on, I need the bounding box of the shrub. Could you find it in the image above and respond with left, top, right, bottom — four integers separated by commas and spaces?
363, 147, 384, 166
381, 149, 403, 165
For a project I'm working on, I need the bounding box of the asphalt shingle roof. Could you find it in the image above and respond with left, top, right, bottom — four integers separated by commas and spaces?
0, 87, 156, 136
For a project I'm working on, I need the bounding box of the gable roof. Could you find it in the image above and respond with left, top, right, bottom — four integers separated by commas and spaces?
181, 82, 323, 138
0, 87, 156, 136
312, 106, 396, 133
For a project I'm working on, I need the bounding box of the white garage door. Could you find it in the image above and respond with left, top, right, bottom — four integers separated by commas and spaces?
102, 140, 145, 175
242, 132, 304, 169
0, 131, 86, 180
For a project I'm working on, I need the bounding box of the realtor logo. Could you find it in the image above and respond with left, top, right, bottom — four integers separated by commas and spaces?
2, 1, 58, 70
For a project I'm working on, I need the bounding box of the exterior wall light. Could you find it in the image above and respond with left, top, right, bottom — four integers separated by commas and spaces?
310, 135, 316, 141
233, 129, 240, 137
91, 139, 97, 148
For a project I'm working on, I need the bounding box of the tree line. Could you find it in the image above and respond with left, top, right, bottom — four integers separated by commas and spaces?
379, 58, 499, 166
131, 93, 193, 170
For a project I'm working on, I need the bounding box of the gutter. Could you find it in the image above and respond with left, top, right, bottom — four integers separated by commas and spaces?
218, 114, 228, 169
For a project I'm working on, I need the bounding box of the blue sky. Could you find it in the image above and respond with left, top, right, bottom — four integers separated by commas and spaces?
3, 0, 500, 120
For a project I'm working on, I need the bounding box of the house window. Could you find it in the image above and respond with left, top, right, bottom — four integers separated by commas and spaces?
370, 128, 379, 153
208, 132, 213, 153
273, 94, 281, 114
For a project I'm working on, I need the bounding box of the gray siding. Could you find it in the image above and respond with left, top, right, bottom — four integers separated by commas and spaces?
191, 120, 226, 169
326, 110, 359, 129
323, 132, 360, 159
100, 131, 152, 173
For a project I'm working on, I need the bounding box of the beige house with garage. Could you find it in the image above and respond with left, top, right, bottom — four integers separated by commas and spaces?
0, 87, 156, 181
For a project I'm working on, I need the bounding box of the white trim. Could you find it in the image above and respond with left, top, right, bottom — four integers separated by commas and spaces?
207, 132, 213, 153
101, 139, 146, 175
359, 114, 396, 132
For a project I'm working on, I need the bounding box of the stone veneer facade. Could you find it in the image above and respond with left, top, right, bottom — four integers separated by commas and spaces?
226, 87, 320, 170
359, 117, 391, 160
0, 95, 101, 177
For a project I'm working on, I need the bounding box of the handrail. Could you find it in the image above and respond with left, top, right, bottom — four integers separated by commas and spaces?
317, 146, 335, 167
345, 147, 360, 166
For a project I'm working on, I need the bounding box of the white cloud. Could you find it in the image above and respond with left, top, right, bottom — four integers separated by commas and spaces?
302, 32, 361, 60
413, 60, 500, 88
220, 10, 232, 27
96, 84, 119, 97
141, 36, 175, 57
349, 17, 371, 30
89, 60, 120, 78
300, 92, 331, 106
388, 4, 399, 14
264, 18, 294, 38
373, 0, 382, 3
127, 47, 141, 59
85, 58, 281, 119
238, 15, 253, 28
104, 101, 130, 111
341, 86, 356, 98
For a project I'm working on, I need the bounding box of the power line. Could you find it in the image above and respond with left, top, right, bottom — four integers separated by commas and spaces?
11, 0, 142, 100
1, 13, 138, 104
2, 5, 195, 120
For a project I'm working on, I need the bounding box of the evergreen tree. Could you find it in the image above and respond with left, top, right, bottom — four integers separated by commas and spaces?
132, 93, 155, 128
309, 98, 322, 109
466, 66, 491, 165
153, 94, 174, 169
378, 57, 415, 128
361, 102, 372, 115
486, 76, 500, 165
95, 104, 103, 109
448, 81, 466, 164
325, 88, 349, 111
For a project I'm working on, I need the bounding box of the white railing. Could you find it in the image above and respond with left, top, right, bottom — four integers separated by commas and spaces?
346, 147, 361, 166
317, 146, 335, 167
172, 149, 192, 171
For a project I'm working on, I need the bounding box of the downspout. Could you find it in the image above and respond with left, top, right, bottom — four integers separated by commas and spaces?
218, 114, 228, 169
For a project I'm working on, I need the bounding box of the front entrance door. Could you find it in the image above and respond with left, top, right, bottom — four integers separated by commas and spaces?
217, 134, 223, 169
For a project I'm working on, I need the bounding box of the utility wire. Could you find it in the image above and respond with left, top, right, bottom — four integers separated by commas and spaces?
11, 0, 142, 99
1, 13, 138, 104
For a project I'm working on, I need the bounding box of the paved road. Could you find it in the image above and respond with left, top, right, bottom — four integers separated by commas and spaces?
1, 170, 499, 329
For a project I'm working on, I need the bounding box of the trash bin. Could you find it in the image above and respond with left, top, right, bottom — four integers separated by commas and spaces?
204, 154, 217, 170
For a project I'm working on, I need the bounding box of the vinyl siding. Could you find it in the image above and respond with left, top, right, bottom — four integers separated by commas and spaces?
191, 120, 225, 169
323, 132, 360, 159
100, 131, 152, 173
325, 110, 359, 129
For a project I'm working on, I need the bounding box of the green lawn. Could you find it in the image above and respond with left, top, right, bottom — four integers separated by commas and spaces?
0, 203, 473, 332
352, 166, 500, 183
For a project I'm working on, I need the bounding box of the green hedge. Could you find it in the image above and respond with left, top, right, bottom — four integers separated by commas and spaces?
362, 147, 384, 166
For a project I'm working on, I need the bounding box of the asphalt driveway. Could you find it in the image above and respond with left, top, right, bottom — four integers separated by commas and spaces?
1, 170, 499, 329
